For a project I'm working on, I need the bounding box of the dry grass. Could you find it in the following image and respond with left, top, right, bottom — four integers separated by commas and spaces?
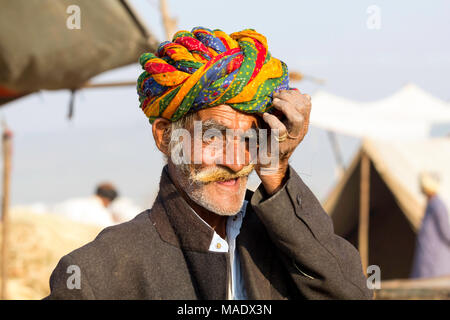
0, 208, 102, 300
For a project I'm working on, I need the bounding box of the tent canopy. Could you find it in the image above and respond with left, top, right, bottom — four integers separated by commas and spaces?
325, 137, 450, 279
0, 0, 158, 105
310, 84, 450, 140
326, 137, 450, 232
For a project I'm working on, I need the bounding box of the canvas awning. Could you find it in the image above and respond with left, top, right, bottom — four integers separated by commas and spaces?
0, 0, 158, 105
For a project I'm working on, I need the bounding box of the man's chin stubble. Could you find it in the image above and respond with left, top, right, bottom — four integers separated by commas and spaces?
186, 179, 248, 216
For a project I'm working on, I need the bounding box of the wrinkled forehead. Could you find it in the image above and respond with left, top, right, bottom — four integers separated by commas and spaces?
193, 105, 260, 131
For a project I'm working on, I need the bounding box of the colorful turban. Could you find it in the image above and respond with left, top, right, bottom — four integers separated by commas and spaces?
137, 27, 289, 123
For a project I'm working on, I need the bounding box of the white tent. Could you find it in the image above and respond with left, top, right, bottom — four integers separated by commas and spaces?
326, 138, 450, 232
310, 84, 450, 140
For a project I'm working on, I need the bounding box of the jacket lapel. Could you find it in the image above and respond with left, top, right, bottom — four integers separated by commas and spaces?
236, 190, 274, 299
149, 166, 228, 299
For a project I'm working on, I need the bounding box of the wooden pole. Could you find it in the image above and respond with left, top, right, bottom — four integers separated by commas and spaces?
160, 0, 177, 41
79, 81, 136, 89
289, 71, 326, 85
327, 131, 345, 178
1, 125, 12, 300
359, 151, 370, 275
120, 0, 158, 48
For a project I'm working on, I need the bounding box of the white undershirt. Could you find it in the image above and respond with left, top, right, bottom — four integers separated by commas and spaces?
191, 201, 248, 300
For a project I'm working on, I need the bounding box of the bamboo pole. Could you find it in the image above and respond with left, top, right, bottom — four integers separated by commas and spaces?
1, 125, 12, 300
160, 0, 177, 41
327, 131, 345, 178
359, 151, 370, 275
120, 0, 158, 48
289, 71, 326, 85
80, 81, 136, 89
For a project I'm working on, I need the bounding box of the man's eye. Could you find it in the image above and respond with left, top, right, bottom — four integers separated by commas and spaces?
203, 137, 215, 145
203, 133, 224, 144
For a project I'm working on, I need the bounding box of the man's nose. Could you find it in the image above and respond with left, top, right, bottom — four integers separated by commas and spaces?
222, 138, 247, 173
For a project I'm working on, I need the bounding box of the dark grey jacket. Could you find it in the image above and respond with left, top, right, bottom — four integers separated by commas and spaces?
45, 166, 372, 300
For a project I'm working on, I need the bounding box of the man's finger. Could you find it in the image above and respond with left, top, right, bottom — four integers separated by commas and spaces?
273, 90, 295, 102
293, 94, 312, 116
262, 113, 287, 135
272, 98, 304, 134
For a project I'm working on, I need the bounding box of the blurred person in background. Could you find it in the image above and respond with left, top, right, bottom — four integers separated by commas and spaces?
52, 182, 119, 227
411, 172, 450, 278
109, 197, 143, 224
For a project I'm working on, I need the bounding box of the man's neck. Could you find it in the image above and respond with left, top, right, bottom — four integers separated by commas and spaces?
167, 164, 228, 239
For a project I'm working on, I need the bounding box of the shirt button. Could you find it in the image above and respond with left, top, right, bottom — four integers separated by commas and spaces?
297, 195, 302, 208
216, 243, 222, 249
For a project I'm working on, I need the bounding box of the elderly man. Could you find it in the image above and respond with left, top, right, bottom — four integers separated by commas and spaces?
46, 27, 371, 300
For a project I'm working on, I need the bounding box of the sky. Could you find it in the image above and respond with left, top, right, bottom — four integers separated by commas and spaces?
0, 0, 449, 207
133, 0, 450, 100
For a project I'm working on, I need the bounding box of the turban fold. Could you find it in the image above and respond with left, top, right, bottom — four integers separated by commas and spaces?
137, 27, 289, 123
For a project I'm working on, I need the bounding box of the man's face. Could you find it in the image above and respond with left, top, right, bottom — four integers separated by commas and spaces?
171, 105, 259, 216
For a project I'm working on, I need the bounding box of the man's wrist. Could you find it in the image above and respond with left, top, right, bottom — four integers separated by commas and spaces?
258, 161, 289, 195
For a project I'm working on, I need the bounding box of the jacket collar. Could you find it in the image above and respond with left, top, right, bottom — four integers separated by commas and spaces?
149, 166, 274, 299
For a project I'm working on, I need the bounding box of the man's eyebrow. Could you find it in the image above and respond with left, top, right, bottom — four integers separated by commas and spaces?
199, 119, 260, 140
200, 119, 229, 132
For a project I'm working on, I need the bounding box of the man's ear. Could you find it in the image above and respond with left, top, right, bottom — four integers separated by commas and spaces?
152, 118, 171, 156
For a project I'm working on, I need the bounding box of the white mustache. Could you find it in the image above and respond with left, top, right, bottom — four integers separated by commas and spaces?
191, 164, 255, 183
